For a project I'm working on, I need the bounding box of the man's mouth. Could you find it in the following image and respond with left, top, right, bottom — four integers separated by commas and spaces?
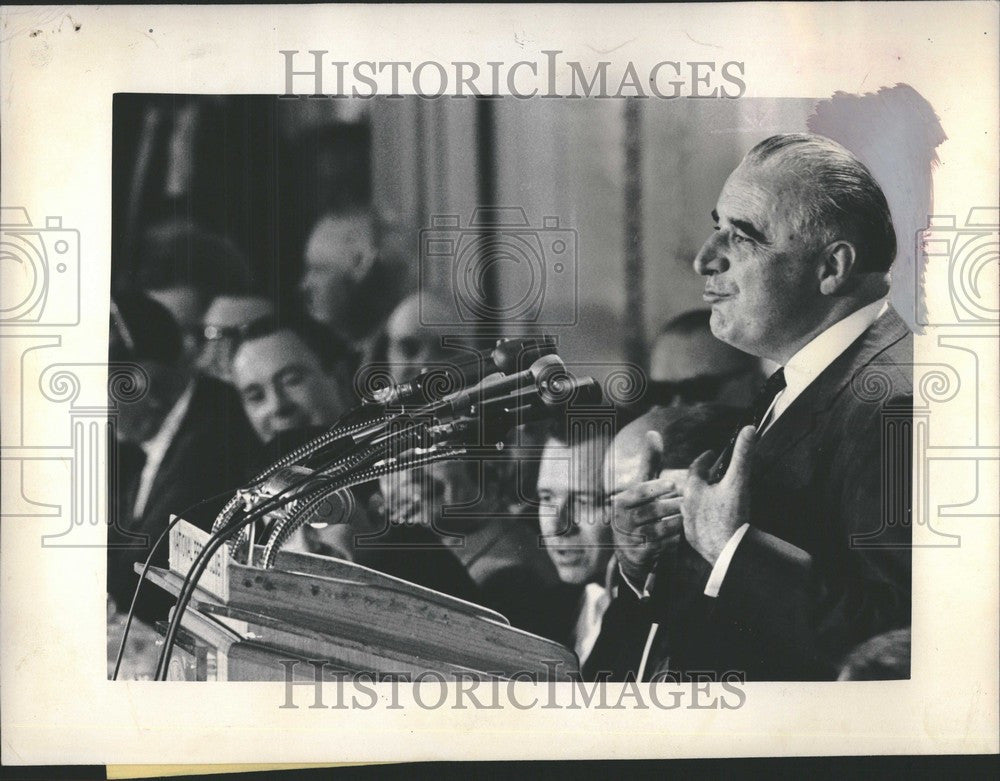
271, 416, 309, 434
703, 289, 733, 303
549, 548, 586, 566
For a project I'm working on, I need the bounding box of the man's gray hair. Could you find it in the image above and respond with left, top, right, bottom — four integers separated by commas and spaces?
745, 133, 897, 273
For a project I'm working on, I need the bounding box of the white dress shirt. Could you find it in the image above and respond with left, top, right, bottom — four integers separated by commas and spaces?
574, 582, 612, 665
703, 298, 889, 597
133, 381, 195, 519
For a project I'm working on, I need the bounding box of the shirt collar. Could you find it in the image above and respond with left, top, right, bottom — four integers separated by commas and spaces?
141, 380, 195, 460
782, 299, 888, 398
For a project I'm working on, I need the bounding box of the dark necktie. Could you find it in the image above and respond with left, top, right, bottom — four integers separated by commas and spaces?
708, 368, 786, 483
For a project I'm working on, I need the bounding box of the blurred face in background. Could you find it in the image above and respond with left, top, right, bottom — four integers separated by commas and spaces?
231, 330, 345, 442
536, 436, 614, 585
377, 460, 479, 531
384, 294, 463, 383
196, 295, 275, 382
146, 286, 205, 362
649, 327, 760, 408
299, 213, 376, 330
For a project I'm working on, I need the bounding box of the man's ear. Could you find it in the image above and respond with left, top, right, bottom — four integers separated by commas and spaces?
817, 241, 857, 295
350, 242, 377, 282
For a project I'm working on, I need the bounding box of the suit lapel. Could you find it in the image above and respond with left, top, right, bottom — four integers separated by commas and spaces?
753, 308, 912, 478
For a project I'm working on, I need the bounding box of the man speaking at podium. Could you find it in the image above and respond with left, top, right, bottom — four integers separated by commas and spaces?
610, 134, 913, 680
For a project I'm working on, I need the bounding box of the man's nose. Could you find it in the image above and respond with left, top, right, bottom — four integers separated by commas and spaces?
693, 232, 728, 276
556, 499, 579, 537
268, 385, 298, 419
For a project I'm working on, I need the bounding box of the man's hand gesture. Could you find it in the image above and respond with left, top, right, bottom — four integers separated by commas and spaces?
682, 425, 757, 565
611, 431, 684, 586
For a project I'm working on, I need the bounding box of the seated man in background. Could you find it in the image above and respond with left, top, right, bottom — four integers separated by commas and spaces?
535, 420, 618, 667
378, 456, 566, 637
647, 309, 762, 409
298, 208, 407, 364
837, 627, 911, 681
585, 404, 741, 680
196, 294, 275, 382
135, 218, 251, 363
367, 291, 477, 384
134, 218, 262, 475
231, 317, 479, 601
230, 317, 353, 445
108, 292, 259, 624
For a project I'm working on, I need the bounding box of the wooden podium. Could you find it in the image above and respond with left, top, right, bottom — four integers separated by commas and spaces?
141, 519, 578, 681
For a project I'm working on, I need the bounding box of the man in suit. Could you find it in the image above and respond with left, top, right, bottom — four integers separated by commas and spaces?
108, 293, 259, 622
298, 208, 407, 365
611, 133, 913, 680
534, 420, 618, 664
584, 403, 741, 680
230, 318, 483, 604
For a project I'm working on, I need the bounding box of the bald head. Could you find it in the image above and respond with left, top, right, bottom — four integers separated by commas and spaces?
299, 210, 378, 328
603, 405, 742, 497
385, 292, 470, 382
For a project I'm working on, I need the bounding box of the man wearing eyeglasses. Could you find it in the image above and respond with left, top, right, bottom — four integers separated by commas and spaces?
647, 308, 762, 408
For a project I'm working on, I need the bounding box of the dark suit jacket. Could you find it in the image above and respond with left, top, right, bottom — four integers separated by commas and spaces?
108, 375, 260, 621
626, 308, 914, 681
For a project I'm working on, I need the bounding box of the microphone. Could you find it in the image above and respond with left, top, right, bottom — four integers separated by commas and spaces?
430, 354, 566, 420
367, 336, 558, 407
429, 371, 604, 445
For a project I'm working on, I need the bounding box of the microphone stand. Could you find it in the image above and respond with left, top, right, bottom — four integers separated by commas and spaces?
156, 348, 600, 679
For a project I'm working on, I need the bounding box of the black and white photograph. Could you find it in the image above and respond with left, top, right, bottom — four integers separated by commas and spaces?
105, 92, 919, 685
1, 2, 997, 768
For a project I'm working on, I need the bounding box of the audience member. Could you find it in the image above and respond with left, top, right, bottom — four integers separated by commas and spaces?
647, 309, 762, 409
135, 218, 250, 362
585, 404, 741, 680
108, 292, 259, 622
230, 318, 353, 444
299, 209, 406, 361
535, 420, 618, 666
374, 292, 473, 383
378, 455, 569, 639
231, 318, 480, 600
837, 627, 911, 681
197, 294, 276, 382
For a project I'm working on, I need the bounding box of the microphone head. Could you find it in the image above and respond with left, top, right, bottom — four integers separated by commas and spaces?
527, 353, 566, 383
537, 370, 603, 408
492, 335, 558, 374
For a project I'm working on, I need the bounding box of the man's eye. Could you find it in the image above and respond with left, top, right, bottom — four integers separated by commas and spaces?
242, 389, 263, 405
282, 369, 305, 386
733, 233, 752, 245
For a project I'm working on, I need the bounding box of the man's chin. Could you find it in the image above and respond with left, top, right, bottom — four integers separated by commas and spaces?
708, 309, 747, 350
553, 562, 594, 585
